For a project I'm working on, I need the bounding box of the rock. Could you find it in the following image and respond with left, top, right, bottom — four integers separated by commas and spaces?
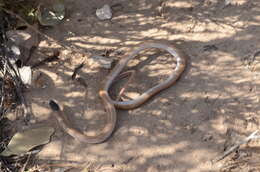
89, 55, 113, 69
6, 111, 17, 121
10, 44, 21, 56
96, 4, 112, 20
37, 1, 65, 26
18, 66, 32, 85
7, 30, 31, 46
6, 29, 37, 50
5, 41, 21, 64
6, 29, 39, 63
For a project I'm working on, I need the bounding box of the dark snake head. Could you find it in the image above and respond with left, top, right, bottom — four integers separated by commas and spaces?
49, 100, 60, 111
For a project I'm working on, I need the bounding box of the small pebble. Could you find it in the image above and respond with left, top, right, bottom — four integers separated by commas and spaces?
96, 4, 112, 20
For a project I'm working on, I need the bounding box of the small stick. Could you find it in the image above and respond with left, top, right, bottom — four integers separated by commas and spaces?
0, 59, 7, 115
71, 62, 84, 80
252, 50, 260, 62
212, 130, 260, 163
115, 70, 136, 101
20, 152, 32, 172
31, 51, 60, 68
24, 46, 37, 65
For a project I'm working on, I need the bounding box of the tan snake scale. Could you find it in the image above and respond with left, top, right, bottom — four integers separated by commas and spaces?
49, 42, 187, 144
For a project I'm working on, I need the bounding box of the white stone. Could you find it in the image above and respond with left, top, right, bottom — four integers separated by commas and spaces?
10, 45, 21, 56
96, 4, 112, 20
89, 55, 113, 69
18, 66, 32, 85
6, 30, 31, 45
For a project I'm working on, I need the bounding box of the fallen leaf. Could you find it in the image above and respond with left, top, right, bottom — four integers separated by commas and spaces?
1, 126, 54, 156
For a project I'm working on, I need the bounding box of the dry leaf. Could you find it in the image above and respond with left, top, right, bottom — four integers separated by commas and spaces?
1, 126, 54, 156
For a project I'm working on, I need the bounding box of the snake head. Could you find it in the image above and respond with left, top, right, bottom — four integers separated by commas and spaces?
49, 100, 60, 111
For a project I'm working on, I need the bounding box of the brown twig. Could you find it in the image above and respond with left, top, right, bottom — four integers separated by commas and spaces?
24, 46, 37, 65
31, 51, 60, 68
20, 152, 32, 172
71, 62, 84, 80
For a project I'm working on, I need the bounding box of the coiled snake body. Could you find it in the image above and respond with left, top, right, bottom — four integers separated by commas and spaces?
49, 42, 187, 144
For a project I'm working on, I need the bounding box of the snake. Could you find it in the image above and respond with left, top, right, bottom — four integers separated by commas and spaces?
49, 42, 187, 144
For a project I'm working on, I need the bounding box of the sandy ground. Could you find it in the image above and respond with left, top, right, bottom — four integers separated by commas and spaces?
12, 0, 260, 171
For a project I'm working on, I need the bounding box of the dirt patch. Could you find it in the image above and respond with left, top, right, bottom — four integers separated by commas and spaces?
5, 0, 260, 171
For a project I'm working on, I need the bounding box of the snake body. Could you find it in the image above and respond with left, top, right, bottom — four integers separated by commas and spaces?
49, 42, 187, 144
